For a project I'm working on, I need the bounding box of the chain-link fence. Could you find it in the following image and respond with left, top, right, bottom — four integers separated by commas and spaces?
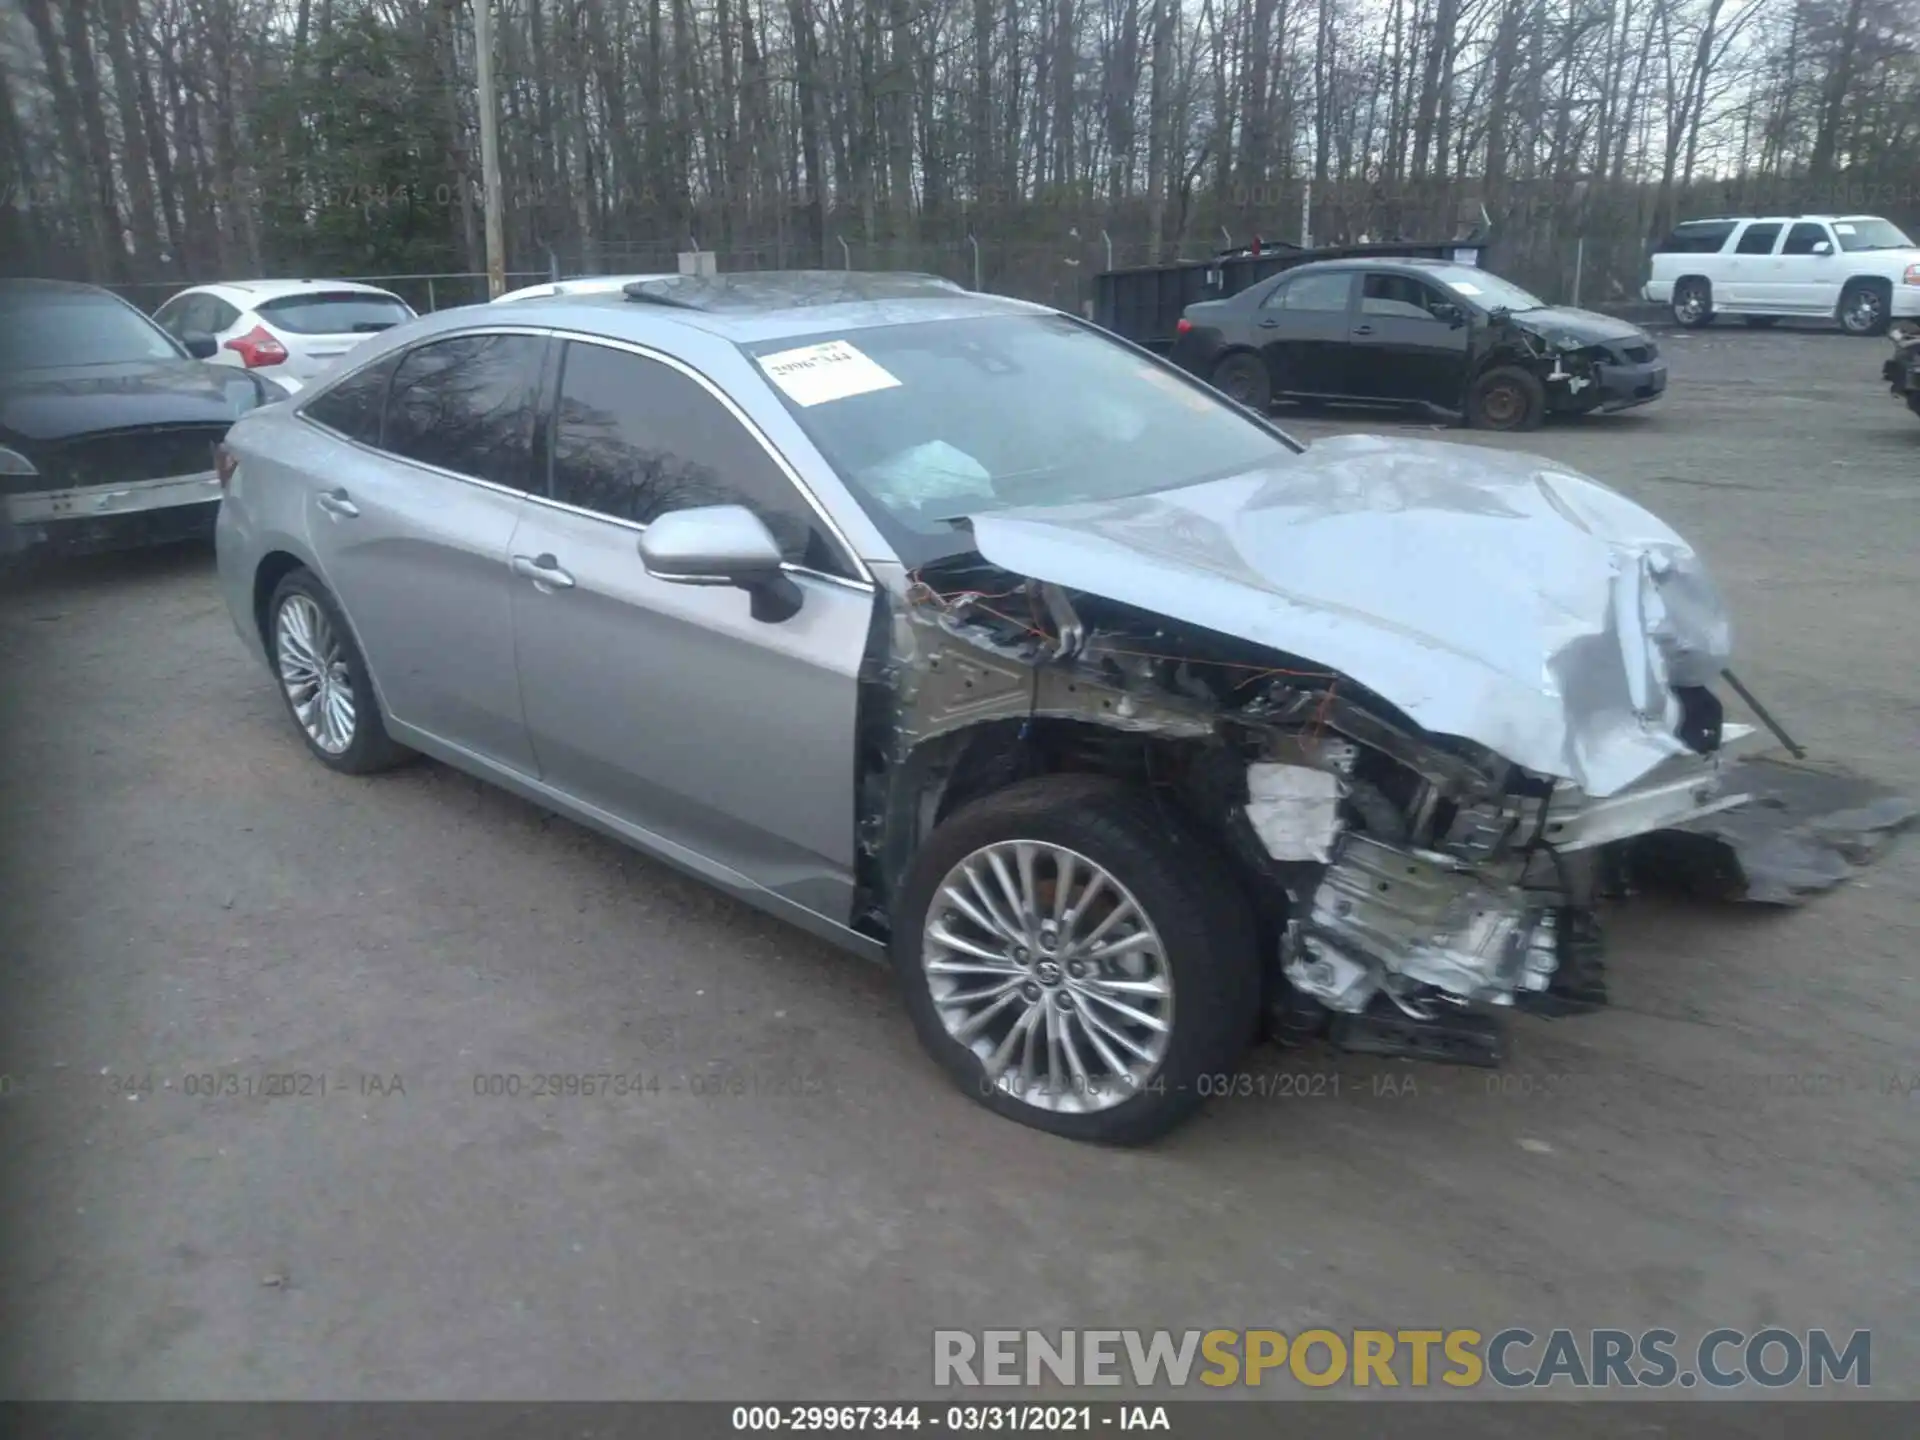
100, 234, 1639, 329
580, 233, 1627, 315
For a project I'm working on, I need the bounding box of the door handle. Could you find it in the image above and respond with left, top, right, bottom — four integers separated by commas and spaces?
512, 553, 575, 590
315, 490, 359, 518
1257, 318, 1281, 329
1352, 324, 1375, 336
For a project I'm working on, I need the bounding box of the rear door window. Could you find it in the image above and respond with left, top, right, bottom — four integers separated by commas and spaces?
1269, 272, 1354, 312
258, 292, 414, 337
381, 333, 547, 489
1735, 223, 1782, 255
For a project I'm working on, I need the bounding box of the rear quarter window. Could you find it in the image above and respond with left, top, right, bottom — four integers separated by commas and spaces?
1657, 221, 1737, 254
300, 352, 401, 446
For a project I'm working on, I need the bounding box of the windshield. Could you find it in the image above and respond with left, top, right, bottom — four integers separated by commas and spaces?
0, 290, 185, 370
1832, 218, 1914, 252
744, 314, 1296, 560
1428, 266, 1548, 313
258, 292, 415, 335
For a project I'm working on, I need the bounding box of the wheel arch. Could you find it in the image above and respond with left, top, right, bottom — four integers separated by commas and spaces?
890, 715, 1290, 947
252, 546, 395, 719
252, 549, 310, 650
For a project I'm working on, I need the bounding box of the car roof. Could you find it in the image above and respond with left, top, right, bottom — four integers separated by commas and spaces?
171, 278, 408, 303
482, 271, 1050, 344
1675, 214, 1884, 226
1271, 256, 1473, 275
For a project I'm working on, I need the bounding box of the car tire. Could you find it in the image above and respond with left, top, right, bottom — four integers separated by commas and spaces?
890, 773, 1261, 1146
1672, 278, 1714, 328
1466, 365, 1546, 432
1838, 280, 1891, 337
267, 567, 412, 775
1210, 352, 1272, 410
1742, 315, 1781, 329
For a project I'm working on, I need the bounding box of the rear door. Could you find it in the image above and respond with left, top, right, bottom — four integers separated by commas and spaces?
301, 330, 547, 774
506, 337, 873, 919
1253, 270, 1357, 396
1346, 271, 1472, 409
259, 291, 418, 385
1722, 222, 1783, 306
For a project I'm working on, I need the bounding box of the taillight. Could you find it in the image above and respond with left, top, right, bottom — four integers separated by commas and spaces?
224, 325, 289, 368
1176, 317, 1194, 336
214, 442, 239, 489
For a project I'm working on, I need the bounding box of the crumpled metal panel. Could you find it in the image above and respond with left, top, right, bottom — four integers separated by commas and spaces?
967, 433, 1733, 798
1284, 835, 1544, 1009
1625, 757, 1919, 905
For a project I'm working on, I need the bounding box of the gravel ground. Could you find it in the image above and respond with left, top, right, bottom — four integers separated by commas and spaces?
1, 321, 1916, 1407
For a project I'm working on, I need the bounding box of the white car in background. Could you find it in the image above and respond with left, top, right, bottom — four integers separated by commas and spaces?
1643, 214, 1920, 336
152, 279, 417, 393
492, 274, 674, 303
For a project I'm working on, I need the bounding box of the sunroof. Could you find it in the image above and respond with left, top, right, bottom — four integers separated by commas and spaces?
623, 270, 968, 312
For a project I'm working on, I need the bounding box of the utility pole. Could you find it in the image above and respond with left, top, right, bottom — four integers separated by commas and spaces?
474, 0, 506, 299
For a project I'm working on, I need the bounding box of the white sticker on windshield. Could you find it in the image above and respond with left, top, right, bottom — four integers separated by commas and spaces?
757, 340, 901, 407
1835, 223, 1857, 235
1446, 280, 1484, 296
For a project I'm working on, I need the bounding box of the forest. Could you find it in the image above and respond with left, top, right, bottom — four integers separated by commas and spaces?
3, 0, 1918, 310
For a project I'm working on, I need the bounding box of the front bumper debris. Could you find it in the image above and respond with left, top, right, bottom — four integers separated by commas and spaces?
1622, 756, 1919, 905
1540, 724, 1757, 851
1, 471, 221, 557
1585, 358, 1668, 413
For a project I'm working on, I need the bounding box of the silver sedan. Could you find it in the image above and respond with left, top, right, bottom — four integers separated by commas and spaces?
215, 270, 1750, 1142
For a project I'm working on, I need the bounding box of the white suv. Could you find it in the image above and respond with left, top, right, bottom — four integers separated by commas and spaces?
1643, 215, 1920, 336
152, 279, 417, 392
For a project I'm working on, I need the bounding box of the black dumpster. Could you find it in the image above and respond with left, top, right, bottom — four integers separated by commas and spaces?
1093, 239, 1490, 352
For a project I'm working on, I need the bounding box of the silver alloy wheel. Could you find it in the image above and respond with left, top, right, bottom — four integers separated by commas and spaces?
1842, 287, 1883, 334
922, 840, 1174, 1113
275, 593, 356, 755
1674, 285, 1707, 324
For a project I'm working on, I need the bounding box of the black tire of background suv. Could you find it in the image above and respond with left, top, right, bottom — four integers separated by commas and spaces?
1210, 351, 1273, 411
889, 773, 1262, 1146
267, 567, 414, 776
1672, 278, 1714, 328
1467, 365, 1547, 431
1838, 280, 1892, 337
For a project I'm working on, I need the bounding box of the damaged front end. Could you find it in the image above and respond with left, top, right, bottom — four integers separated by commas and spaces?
864, 545, 1755, 1072
1885, 322, 1920, 419
1489, 311, 1669, 418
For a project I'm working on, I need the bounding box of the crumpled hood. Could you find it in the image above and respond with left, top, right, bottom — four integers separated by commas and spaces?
967, 433, 1732, 798
1508, 306, 1650, 347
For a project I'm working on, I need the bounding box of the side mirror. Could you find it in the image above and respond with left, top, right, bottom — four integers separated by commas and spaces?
637, 504, 803, 623
1432, 302, 1466, 328
182, 331, 219, 360
1812, 240, 1833, 256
